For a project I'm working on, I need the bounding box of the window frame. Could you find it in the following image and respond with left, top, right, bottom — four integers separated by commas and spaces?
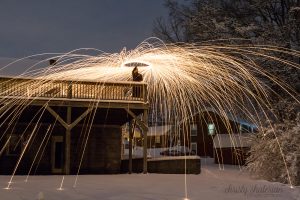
191, 142, 197, 155
208, 123, 216, 135
6, 134, 23, 156
190, 123, 198, 136
239, 124, 251, 133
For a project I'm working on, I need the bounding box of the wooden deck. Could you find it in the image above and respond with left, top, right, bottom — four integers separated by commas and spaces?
0, 76, 150, 174
0, 77, 148, 109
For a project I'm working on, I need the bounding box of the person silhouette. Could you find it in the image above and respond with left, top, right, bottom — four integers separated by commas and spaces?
132, 66, 143, 97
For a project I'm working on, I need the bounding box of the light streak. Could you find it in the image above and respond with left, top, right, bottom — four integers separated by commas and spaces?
0, 38, 298, 192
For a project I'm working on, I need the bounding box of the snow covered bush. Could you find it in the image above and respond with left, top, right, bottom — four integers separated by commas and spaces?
246, 113, 300, 186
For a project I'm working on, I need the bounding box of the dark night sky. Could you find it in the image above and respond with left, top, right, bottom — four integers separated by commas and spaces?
0, 0, 169, 58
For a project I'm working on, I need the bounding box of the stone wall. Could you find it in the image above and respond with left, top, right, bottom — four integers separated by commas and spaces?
121, 157, 201, 174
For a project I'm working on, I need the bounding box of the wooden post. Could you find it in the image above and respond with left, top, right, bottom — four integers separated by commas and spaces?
143, 109, 148, 174
46, 104, 93, 175
65, 81, 72, 175
128, 121, 133, 174
143, 83, 148, 103
65, 107, 71, 175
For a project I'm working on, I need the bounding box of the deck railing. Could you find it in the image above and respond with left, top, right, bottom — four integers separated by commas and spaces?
0, 77, 148, 103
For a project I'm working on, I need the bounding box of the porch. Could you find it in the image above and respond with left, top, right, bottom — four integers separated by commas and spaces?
0, 77, 149, 175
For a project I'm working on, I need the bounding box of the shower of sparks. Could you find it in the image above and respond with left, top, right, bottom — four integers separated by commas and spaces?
0, 38, 299, 193
36, 39, 299, 127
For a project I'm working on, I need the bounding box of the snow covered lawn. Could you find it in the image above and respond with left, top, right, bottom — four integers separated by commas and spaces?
1, 161, 299, 200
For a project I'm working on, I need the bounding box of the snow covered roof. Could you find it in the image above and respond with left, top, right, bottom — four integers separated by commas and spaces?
172, 107, 258, 132
192, 107, 258, 130
213, 133, 253, 148
123, 125, 171, 138
147, 125, 171, 136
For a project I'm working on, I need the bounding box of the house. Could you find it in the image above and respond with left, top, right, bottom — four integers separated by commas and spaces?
169, 108, 257, 165
213, 133, 253, 165
0, 77, 149, 175
146, 125, 171, 148
121, 124, 200, 174
122, 125, 171, 158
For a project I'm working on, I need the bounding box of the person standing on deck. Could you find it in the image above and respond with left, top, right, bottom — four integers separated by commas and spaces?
132, 66, 143, 97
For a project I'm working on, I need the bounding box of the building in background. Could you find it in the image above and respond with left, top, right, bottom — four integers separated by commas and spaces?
168, 108, 257, 165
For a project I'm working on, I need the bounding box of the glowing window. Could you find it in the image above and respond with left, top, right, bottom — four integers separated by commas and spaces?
208, 123, 215, 135
239, 124, 251, 133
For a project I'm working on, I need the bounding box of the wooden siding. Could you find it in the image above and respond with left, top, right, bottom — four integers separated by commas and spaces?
184, 111, 240, 157
0, 123, 122, 175
214, 147, 250, 165
70, 125, 122, 174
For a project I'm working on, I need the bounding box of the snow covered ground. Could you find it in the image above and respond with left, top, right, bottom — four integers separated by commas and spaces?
1, 159, 299, 200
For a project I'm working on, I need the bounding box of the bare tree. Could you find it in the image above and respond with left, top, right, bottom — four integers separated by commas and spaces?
154, 0, 300, 48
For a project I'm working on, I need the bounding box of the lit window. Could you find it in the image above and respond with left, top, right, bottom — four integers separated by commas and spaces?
208, 123, 215, 135
239, 124, 251, 133
155, 136, 161, 144
190, 124, 197, 136
191, 142, 197, 154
